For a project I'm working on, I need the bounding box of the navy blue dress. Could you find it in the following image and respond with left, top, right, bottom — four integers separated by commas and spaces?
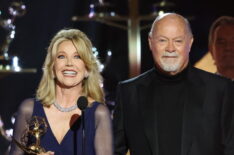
30, 100, 100, 155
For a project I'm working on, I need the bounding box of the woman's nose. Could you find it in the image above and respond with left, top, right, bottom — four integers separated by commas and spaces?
66, 58, 73, 66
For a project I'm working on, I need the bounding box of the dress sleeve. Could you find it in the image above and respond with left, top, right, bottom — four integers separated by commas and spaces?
9, 98, 34, 155
94, 103, 113, 155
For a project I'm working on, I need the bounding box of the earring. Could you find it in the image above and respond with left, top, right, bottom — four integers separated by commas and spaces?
85, 72, 89, 78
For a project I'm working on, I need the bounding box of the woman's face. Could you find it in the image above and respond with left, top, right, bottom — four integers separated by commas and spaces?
53, 40, 87, 88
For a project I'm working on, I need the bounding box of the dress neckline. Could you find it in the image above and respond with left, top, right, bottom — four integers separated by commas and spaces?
39, 101, 99, 146
41, 106, 72, 146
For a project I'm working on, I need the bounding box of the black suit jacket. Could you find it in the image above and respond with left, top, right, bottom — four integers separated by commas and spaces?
113, 66, 234, 155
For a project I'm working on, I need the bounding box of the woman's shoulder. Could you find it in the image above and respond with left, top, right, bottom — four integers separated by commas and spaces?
94, 103, 111, 119
93, 102, 112, 128
17, 98, 35, 115
16, 98, 35, 122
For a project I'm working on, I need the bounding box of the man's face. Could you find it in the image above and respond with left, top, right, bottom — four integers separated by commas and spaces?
148, 17, 193, 75
211, 25, 234, 75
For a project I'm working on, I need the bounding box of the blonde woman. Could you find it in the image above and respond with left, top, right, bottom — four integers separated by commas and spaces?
9, 29, 113, 155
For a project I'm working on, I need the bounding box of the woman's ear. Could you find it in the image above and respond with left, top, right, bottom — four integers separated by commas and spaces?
84, 71, 89, 78
51, 66, 56, 79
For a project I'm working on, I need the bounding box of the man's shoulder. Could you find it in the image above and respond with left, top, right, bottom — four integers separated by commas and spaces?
192, 66, 231, 84
119, 68, 155, 86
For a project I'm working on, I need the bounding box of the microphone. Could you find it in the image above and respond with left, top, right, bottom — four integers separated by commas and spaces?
77, 96, 88, 111
77, 96, 88, 155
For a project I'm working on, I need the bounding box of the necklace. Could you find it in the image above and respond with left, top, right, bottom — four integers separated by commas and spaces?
53, 101, 77, 112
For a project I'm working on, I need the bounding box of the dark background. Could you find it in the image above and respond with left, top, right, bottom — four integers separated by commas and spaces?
0, 0, 233, 152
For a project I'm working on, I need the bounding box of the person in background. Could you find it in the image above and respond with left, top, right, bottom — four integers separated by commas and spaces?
9, 29, 113, 155
113, 13, 234, 155
209, 16, 234, 80
0, 115, 11, 155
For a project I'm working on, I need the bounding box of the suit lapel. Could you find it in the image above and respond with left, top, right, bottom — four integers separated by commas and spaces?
139, 74, 159, 155
181, 67, 205, 155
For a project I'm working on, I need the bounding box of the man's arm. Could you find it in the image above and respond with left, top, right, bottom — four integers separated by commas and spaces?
221, 81, 234, 155
113, 84, 128, 155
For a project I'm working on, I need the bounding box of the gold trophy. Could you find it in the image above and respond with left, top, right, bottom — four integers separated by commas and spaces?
13, 116, 48, 154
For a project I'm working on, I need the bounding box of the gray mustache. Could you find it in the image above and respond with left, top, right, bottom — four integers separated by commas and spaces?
162, 52, 179, 57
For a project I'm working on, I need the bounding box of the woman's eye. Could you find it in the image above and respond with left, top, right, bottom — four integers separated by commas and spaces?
74, 55, 81, 59
57, 55, 65, 59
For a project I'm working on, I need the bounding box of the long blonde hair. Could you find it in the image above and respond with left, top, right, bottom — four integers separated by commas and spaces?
36, 29, 104, 106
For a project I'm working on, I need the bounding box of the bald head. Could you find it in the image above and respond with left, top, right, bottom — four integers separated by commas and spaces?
148, 13, 194, 75
149, 13, 193, 38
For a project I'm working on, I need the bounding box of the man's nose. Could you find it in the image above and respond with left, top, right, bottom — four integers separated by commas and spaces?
166, 41, 175, 52
166, 41, 176, 52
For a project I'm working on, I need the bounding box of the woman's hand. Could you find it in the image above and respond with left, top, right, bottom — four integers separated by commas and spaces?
38, 151, 54, 155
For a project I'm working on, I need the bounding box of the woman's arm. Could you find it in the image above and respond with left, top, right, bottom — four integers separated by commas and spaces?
94, 104, 113, 155
9, 98, 34, 155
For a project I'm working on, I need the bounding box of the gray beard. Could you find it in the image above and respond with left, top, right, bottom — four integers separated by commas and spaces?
160, 60, 181, 72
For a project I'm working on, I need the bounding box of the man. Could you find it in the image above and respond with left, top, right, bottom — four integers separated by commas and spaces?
209, 16, 234, 79
113, 13, 234, 155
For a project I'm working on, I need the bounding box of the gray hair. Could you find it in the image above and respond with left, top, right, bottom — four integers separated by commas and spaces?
208, 16, 234, 49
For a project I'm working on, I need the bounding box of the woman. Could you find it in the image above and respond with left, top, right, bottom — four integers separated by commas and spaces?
9, 29, 113, 155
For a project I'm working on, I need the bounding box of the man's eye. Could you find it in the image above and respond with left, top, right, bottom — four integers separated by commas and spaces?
217, 40, 226, 45
175, 40, 183, 43
57, 55, 65, 59
158, 39, 166, 42
74, 55, 81, 59
216, 38, 226, 45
